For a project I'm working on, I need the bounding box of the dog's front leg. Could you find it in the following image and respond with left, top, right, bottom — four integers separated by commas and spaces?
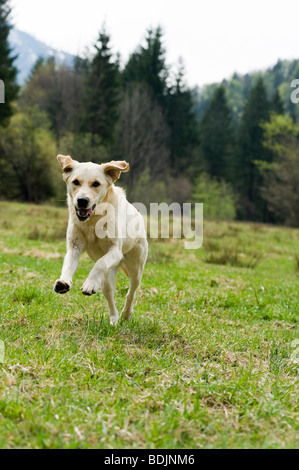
81, 244, 123, 296
54, 243, 82, 294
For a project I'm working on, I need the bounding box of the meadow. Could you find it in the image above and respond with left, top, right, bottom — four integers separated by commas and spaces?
0, 202, 298, 449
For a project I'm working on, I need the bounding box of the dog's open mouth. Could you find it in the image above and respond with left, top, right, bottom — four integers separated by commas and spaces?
75, 204, 96, 221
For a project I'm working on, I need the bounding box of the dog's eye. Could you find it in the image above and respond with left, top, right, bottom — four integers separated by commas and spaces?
91, 181, 101, 188
72, 179, 80, 186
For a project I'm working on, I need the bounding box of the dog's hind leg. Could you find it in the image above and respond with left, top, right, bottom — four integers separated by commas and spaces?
101, 267, 119, 326
122, 239, 148, 320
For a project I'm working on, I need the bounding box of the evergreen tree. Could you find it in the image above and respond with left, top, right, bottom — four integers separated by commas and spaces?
235, 77, 271, 221
123, 26, 168, 107
123, 33, 199, 174
81, 27, 120, 146
271, 89, 284, 114
272, 60, 285, 89
0, 0, 19, 125
199, 86, 235, 181
27, 56, 44, 82
166, 60, 199, 172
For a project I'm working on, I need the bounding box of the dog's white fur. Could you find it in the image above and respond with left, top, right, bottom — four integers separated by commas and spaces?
54, 155, 148, 325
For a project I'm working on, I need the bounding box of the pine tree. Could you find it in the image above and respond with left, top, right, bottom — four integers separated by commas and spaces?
166, 60, 199, 172
80, 27, 120, 147
123, 27, 168, 107
199, 86, 235, 181
0, 0, 19, 125
270, 89, 284, 115
123, 34, 199, 173
235, 77, 271, 221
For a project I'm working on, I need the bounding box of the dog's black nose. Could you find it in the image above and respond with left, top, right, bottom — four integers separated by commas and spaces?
77, 197, 90, 209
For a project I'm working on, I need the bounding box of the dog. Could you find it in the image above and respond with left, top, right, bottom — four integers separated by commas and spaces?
54, 155, 148, 325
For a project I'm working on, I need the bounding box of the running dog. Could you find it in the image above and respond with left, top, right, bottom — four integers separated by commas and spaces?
54, 155, 148, 325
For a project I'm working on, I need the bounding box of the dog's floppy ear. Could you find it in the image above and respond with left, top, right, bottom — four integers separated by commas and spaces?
103, 161, 130, 183
57, 154, 74, 180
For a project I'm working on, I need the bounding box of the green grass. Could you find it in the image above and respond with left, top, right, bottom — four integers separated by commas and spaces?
0, 201, 298, 449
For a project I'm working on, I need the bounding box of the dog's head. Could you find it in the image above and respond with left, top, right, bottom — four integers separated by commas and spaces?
57, 155, 130, 222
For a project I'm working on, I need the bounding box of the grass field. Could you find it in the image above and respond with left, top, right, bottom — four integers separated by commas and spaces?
0, 201, 298, 449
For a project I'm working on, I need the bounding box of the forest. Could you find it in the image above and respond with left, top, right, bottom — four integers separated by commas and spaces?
1, 0, 299, 226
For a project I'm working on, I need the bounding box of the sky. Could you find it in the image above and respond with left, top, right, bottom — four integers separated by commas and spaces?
11, 0, 299, 87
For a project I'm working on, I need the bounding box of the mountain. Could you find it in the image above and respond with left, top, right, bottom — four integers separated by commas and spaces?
9, 29, 76, 85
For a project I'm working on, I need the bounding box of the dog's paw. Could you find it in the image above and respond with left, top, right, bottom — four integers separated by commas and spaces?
81, 278, 100, 296
110, 311, 119, 326
54, 279, 71, 294
121, 308, 133, 321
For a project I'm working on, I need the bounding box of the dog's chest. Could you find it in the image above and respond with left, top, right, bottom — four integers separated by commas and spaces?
79, 222, 110, 261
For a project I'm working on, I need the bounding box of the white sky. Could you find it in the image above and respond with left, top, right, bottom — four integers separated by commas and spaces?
11, 0, 299, 87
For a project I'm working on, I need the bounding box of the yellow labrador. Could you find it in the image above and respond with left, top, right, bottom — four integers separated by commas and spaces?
54, 155, 148, 325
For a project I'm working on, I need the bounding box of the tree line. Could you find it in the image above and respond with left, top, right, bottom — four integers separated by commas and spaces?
1, 0, 299, 226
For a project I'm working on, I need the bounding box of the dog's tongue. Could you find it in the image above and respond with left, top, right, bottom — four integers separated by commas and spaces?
79, 207, 94, 217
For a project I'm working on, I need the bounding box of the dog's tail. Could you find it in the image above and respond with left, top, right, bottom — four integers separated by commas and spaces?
121, 263, 129, 277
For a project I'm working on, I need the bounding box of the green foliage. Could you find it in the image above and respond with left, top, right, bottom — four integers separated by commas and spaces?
123, 28, 198, 174
166, 60, 199, 171
193, 75, 287, 224
0, 108, 56, 201
0, 0, 19, 125
235, 77, 271, 221
225, 78, 245, 119
58, 132, 109, 164
19, 57, 54, 110
271, 89, 284, 115
19, 57, 85, 143
3, 19, 299, 226
199, 86, 235, 181
193, 58, 299, 123
257, 113, 299, 226
127, 168, 170, 206
193, 173, 237, 220
123, 27, 168, 106
80, 27, 121, 146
